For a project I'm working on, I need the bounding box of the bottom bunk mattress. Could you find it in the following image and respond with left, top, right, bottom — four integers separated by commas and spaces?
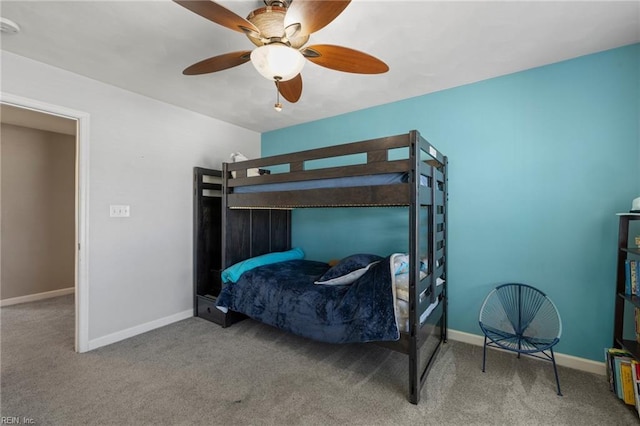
216, 254, 442, 344
216, 257, 400, 344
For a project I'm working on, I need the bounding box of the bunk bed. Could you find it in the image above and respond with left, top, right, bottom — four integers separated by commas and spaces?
215, 130, 447, 404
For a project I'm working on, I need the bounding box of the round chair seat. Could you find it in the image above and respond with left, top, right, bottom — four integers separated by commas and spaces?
480, 325, 560, 354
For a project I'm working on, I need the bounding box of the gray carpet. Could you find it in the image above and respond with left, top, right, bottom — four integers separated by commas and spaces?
1, 295, 637, 425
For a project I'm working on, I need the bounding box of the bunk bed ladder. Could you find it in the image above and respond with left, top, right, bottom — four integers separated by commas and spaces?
408, 130, 422, 404
442, 156, 448, 343
407, 131, 448, 404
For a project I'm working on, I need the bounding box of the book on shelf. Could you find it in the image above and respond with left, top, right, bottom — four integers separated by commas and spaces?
607, 348, 640, 415
633, 360, 640, 416
627, 260, 632, 295
624, 259, 640, 296
621, 358, 636, 405
615, 356, 629, 399
636, 308, 640, 343
629, 259, 640, 296
607, 348, 633, 395
606, 348, 615, 392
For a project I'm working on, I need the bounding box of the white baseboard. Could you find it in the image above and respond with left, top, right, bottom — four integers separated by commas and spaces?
448, 329, 606, 376
87, 309, 193, 351
0, 287, 75, 307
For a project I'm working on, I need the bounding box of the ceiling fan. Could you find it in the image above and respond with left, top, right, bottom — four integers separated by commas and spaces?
174, 0, 389, 110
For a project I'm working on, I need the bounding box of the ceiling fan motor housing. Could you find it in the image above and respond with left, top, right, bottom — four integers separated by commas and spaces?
246, 6, 309, 48
264, 0, 288, 7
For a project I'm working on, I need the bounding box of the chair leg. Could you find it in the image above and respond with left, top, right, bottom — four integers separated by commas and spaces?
482, 335, 487, 372
550, 346, 562, 396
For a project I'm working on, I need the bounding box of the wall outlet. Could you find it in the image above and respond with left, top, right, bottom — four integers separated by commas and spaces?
109, 205, 130, 217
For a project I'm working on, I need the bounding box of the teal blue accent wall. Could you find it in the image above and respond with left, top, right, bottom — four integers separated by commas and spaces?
262, 44, 640, 362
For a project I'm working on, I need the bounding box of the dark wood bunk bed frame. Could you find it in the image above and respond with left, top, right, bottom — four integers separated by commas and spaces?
218, 130, 448, 404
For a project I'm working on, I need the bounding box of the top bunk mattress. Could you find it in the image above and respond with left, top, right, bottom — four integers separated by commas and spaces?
233, 172, 429, 194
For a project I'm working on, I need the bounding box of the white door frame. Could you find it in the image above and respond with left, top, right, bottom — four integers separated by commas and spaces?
1, 92, 90, 353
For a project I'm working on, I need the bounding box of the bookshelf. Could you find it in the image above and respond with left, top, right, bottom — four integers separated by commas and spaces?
613, 214, 640, 359
609, 214, 640, 416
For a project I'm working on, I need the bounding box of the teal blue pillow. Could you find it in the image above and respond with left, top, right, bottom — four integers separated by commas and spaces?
221, 247, 305, 283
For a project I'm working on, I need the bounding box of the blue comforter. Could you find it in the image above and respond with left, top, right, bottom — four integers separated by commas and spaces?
216, 257, 399, 343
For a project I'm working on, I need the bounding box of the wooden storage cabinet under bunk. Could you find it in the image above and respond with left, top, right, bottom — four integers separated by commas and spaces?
613, 213, 640, 358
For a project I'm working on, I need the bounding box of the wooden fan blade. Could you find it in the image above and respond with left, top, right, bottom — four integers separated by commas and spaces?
284, 0, 351, 37
183, 51, 252, 75
174, 1, 260, 36
302, 44, 389, 74
277, 74, 303, 103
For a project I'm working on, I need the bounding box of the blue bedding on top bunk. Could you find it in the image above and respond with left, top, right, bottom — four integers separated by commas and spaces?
233, 172, 428, 193
215, 257, 400, 344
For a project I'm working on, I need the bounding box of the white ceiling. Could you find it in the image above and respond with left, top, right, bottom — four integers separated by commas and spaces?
1, 1, 638, 133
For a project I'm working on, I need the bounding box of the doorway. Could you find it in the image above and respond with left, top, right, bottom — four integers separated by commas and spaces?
0, 93, 89, 352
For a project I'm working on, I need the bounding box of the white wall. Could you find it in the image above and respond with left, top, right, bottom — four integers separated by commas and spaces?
1, 51, 261, 345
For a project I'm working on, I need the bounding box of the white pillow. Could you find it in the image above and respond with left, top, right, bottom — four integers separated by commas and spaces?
314, 260, 381, 285
230, 151, 260, 178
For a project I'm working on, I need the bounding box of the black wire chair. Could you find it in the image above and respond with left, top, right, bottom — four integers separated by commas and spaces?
479, 283, 562, 396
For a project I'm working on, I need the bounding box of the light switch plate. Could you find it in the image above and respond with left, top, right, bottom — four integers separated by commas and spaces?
109, 205, 130, 217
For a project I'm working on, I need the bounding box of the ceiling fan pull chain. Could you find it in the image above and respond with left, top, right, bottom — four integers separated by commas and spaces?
274, 77, 283, 112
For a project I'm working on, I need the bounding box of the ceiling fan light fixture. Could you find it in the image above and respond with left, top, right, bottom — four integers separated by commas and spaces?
250, 44, 305, 81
